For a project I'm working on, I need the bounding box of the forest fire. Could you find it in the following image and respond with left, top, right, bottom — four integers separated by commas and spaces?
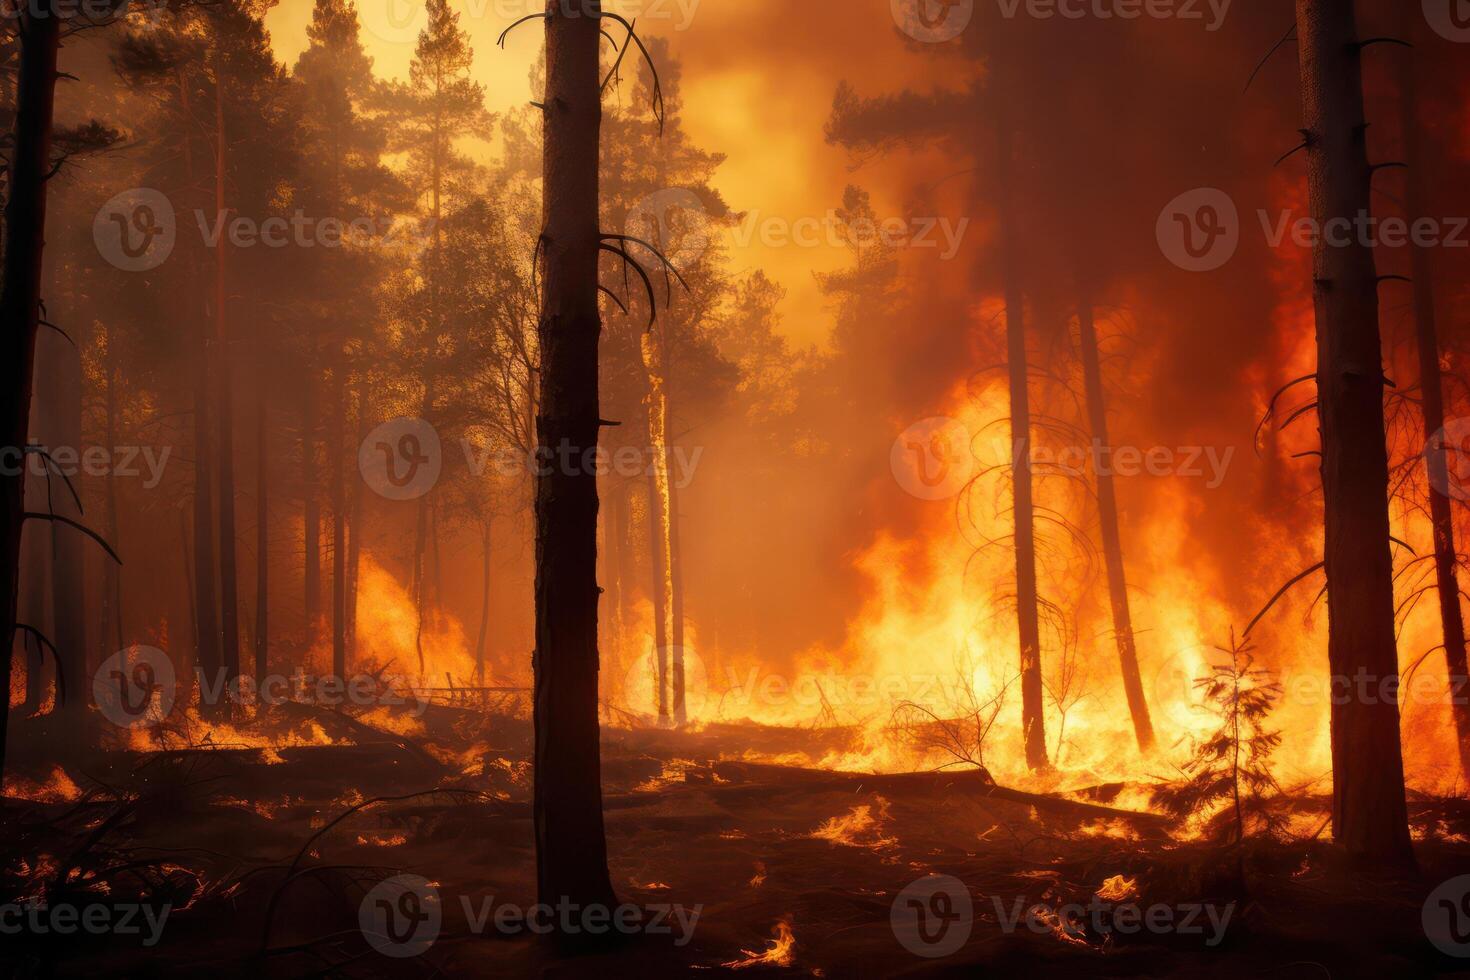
2, 0, 1470, 977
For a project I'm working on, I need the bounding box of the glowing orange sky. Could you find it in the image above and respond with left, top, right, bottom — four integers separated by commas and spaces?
263, 0, 948, 347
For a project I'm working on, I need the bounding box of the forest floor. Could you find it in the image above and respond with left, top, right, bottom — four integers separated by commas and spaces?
2, 699, 1469, 978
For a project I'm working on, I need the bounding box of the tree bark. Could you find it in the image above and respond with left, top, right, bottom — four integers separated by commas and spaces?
347, 387, 365, 661
42, 331, 88, 743
532, 0, 616, 915
1077, 299, 1154, 751
214, 64, 241, 694
0, 1, 61, 776
995, 104, 1047, 772
1294, 0, 1412, 865
1399, 30, 1470, 784
302, 374, 320, 645
255, 346, 269, 685
330, 372, 346, 680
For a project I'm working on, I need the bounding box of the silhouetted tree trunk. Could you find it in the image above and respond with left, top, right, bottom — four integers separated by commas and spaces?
302, 375, 321, 644
102, 322, 124, 656
995, 104, 1047, 772
531, 0, 616, 915
1077, 299, 1154, 751
255, 348, 269, 684
1294, 0, 1411, 865
347, 387, 365, 660
1400, 29, 1470, 784
0, 0, 61, 776
42, 333, 88, 743
19, 518, 47, 712
214, 65, 241, 693
330, 373, 346, 680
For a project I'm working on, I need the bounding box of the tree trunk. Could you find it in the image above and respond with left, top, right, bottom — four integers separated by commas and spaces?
475, 517, 491, 688
1077, 299, 1154, 751
104, 327, 124, 655
646, 466, 670, 724
302, 372, 320, 644
42, 332, 88, 744
347, 387, 365, 661
661, 327, 687, 726
0, 1, 61, 776
19, 516, 48, 712
1294, 0, 1412, 865
330, 372, 346, 680
1399, 30, 1470, 785
995, 105, 1047, 772
255, 350, 269, 685
214, 67, 241, 695
532, 0, 616, 915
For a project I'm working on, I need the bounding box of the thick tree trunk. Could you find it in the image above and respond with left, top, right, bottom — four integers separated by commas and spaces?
42, 333, 88, 743
0, 2, 61, 776
302, 375, 320, 645
19, 518, 47, 711
255, 350, 269, 685
532, 0, 616, 915
330, 372, 346, 680
103, 324, 124, 655
1400, 35, 1470, 784
1294, 0, 1412, 865
995, 109, 1047, 772
214, 71, 241, 694
347, 388, 365, 661
1077, 300, 1154, 752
